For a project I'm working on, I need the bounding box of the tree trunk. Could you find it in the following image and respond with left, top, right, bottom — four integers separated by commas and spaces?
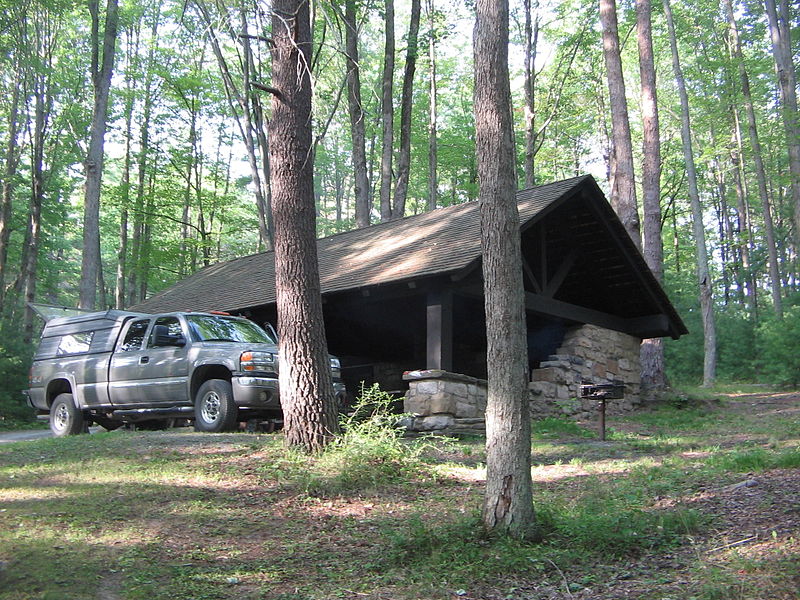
426, 0, 438, 212
522, 0, 539, 188
729, 114, 758, 315
392, 0, 421, 219
238, 4, 273, 249
636, 0, 665, 394
0, 70, 21, 312
764, 0, 800, 249
79, 0, 119, 310
193, 0, 272, 250
724, 0, 782, 317
270, 0, 339, 452
599, 0, 640, 249
138, 170, 156, 302
21, 65, 48, 342
379, 0, 395, 222
344, 0, 371, 228
116, 52, 134, 309
474, 0, 536, 538
664, 0, 716, 386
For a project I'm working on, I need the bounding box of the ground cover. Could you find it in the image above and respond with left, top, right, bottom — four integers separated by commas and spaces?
0, 389, 798, 600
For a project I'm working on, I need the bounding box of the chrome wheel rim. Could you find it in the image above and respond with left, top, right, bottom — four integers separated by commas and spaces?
53, 403, 70, 432
200, 391, 221, 423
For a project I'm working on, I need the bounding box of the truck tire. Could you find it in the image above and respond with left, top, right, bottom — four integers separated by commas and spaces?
194, 380, 238, 433
50, 393, 88, 437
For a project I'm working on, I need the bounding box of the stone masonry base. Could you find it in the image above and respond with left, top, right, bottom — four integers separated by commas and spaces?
403, 324, 642, 433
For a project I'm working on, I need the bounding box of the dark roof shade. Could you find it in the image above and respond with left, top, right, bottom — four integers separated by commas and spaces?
130, 176, 687, 339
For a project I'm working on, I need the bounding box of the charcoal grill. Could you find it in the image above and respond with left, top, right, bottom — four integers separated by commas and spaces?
580, 381, 625, 441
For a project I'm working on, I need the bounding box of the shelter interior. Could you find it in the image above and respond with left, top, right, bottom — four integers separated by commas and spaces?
234, 187, 676, 397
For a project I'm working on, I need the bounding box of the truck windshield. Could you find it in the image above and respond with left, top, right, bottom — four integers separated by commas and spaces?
186, 315, 276, 344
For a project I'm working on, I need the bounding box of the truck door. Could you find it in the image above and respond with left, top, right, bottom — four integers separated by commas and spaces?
108, 317, 151, 406
141, 315, 190, 403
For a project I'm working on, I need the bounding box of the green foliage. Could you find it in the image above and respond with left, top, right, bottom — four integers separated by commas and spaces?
298, 384, 431, 496
537, 501, 703, 557
532, 416, 595, 439
0, 330, 36, 429
755, 304, 800, 386
707, 447, 800, 472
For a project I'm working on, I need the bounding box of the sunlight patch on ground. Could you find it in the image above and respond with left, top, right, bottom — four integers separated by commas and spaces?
436, 464, 485, 483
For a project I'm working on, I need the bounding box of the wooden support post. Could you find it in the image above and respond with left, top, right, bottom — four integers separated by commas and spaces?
426, 289, 453, 371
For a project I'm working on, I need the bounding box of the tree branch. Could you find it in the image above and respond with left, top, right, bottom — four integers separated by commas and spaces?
250, 81, 284, 101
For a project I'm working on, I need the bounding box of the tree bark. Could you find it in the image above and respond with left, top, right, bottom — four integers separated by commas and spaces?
599, 0, 640, 249
79, 0, 119, 310
379, 0, 395, 222
664, 0, 716, 386
636, 0, 665, 394
764, 0, 800, 249
724, 0, 782, 317
270, 0, 339, 452
426, 0, 438, 212
344, 0, 371, 228
474, 0, 536, 538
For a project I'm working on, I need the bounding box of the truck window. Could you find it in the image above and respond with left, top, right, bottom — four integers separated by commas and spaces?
57, 332, 94, 356
119, 319, 149, 352
186, 315, 275, 344
147, 316, 182, 347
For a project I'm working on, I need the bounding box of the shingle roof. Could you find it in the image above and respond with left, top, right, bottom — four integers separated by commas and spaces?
131, 176, 586, 314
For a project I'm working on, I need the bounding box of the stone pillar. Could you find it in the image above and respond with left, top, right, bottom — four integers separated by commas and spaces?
403, 370, 487, 434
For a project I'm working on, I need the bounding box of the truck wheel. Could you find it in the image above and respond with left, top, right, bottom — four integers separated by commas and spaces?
194, 380, 238, 432
50, 393, 88, 437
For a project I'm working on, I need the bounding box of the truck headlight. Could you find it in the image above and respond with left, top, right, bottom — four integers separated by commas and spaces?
240, 351, 275, 372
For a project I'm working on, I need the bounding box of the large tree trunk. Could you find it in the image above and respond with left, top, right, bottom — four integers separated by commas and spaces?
270, 0, 339, 452
392, 0, 421, 219
636, 0, 665, 394
79, 0, 119, 310
599, 0, 640, 249
426, 0, 438, 212
344, 0, 371, 228
379, 0, 395, 222
474, 0, 535, 538
664, 0, 716, 386
724, 0, 783, 317
764, 0, 800, 249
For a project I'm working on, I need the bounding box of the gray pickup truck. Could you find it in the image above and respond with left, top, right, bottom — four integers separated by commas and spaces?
24, 309, 346, 436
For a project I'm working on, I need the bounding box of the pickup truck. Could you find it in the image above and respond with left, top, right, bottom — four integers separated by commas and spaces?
24, 309, 346, 436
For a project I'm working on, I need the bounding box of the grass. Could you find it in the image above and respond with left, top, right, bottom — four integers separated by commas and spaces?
0, 387, 798, 599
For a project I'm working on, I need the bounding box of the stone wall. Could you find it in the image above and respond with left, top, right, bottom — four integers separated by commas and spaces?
403, 324, 642, 433
529, 324, 641, 420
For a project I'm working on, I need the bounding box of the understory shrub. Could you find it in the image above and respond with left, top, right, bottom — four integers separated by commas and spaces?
301, 384, 432, 495
0, 333, 36, 429
756, 304, 800, 386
